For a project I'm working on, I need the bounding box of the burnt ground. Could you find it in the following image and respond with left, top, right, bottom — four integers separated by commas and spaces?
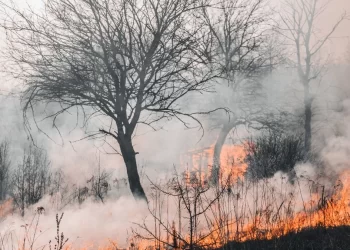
218, 226, 350, 250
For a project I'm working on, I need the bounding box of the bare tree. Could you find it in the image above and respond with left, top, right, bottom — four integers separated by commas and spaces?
202, 0, 279, 182
11, 145, 51, 216
0, 0, 217, 201
48, 169, 70, 210
88, 160, 111, 203
0, 140, 11, 201
11, 159, 26, 216
277, 0, 346, 156
135, 172, 228, 250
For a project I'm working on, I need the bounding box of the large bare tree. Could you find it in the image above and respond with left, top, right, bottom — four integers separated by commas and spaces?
0, 0, 215, 200
278, 0, 346, 156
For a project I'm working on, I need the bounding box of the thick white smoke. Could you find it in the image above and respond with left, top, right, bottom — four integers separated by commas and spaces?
0, 0, 349, 249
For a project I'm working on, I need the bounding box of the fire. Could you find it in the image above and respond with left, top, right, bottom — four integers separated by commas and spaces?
188, 153, 350, 248
64, 240, 122, 250
2, 144, 349, 250
136, 144, 350, 249
180, 144, 248, 186
66, 144, 349, 250
236, 169, 350, 241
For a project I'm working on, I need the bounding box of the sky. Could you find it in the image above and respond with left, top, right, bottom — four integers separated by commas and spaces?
272, 0, 350, 62
3, 0, 349, 59
310, 0, 350, 61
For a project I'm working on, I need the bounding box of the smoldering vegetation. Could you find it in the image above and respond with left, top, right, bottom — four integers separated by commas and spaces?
0, 0, 348, 249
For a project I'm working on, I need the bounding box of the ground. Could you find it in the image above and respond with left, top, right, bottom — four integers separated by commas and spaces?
218, 226, 350, 250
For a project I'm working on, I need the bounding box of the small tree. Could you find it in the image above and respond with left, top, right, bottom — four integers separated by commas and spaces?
0, 140, 11, 201
11, 145, 51, 216
48, 170, 70, 210
88, 162, 111, 203
1, 0, 216, 201
135, 171, 229, 250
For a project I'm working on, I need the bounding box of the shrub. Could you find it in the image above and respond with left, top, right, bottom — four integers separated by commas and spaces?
245, 131, 304, 180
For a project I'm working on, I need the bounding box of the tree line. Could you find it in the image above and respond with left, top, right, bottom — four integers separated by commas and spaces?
0, 140, 129, 216
0, 0, 346, 201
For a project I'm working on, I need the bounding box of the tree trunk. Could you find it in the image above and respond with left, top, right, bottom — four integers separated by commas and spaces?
212, 121, 236, 185
118, 135, 147, 201
304, 85, 312, 157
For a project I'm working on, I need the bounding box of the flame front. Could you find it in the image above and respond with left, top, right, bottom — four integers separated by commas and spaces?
183, 144, 350, 248
4, 144, 349, 250
143, 144, 350, 249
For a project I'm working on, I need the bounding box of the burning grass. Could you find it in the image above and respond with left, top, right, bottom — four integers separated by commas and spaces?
133, 144, 350, 249
0, 144, 349, 250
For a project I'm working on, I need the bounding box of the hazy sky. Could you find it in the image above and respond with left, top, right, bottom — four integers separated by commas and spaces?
5, 0, 349, 61
271, 0, 350, 62
309, 0, 350, 61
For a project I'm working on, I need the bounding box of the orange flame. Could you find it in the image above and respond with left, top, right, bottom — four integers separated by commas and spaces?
180, 144, 248, 186
5, 144, 350, 250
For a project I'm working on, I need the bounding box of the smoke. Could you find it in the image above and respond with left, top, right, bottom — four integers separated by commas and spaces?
0, 197, 149, 248
0, 60, 348, 247
320, 98, 350, 176
0, 0, 349, 249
